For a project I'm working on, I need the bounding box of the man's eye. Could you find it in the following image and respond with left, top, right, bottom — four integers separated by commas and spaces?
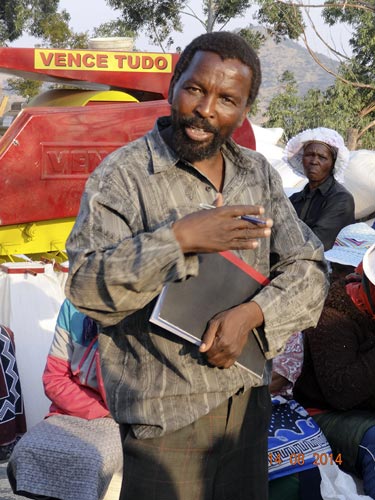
186, 86, 201, 94
221, 96, 235, 105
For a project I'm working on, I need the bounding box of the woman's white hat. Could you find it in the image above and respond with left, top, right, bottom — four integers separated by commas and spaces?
283, 127, 350, 184
363, 243, 375, 286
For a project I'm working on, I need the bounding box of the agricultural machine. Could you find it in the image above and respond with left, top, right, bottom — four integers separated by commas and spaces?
0, 44, 256, 262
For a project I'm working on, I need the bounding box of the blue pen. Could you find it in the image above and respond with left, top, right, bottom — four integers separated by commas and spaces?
199, 203, 267, 226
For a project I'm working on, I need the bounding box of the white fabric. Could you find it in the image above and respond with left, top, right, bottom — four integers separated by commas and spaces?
324, 223, 375, 268
363, 243, 375, 286
250, 122, 307, 190
343, 150, 375, 220
0, 262, 66, 429
319, 463, 372, 499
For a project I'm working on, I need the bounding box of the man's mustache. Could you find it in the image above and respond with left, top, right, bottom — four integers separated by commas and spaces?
179, 116, 219, 135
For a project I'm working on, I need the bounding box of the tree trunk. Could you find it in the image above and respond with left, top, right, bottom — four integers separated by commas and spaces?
346, 128, 359, 151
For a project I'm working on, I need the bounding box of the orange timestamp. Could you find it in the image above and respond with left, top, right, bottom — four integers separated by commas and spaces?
268, 452, 343, 466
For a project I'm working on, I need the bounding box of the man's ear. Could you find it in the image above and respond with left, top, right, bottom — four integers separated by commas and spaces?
167, 77, 176, 104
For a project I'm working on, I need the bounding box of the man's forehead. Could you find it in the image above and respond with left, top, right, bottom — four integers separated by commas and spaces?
183, 50, 252, 80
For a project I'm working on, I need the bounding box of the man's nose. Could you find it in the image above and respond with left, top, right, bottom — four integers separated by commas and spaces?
195, 95, 216, 118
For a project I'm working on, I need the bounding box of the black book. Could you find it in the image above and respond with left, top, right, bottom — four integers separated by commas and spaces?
150, 251, 269, 377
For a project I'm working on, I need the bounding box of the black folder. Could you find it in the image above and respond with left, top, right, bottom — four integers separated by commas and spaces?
150, 251, 269, 377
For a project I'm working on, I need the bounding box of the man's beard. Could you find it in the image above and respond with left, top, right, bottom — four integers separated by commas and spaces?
171, 108, 230, 163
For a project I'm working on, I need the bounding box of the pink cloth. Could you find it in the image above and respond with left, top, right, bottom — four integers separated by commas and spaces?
272, 331, 304, 396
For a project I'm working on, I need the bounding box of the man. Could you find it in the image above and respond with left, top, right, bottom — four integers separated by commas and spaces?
65, 32, 328, 500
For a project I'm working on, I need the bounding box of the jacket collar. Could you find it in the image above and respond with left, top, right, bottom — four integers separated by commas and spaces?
297, 175, 335, 199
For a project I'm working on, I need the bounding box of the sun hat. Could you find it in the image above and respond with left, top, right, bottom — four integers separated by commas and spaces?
283, 127, 350, 184
363, 243, 375, 286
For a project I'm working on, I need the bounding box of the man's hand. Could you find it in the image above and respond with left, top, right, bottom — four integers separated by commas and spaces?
173, 199, 273, 254
199, 301, 264, 368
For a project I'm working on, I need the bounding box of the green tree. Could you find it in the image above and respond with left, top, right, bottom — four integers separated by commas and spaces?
4, 6, 89, 101
104, 0, 254, 51
6, 78, 42, 101
255, 0, 375, 149
265, 72, 375, 150
265, 71, 303, 139
35, 10, 89, 49
93, 19, 135, 40
0, 0, 59, 45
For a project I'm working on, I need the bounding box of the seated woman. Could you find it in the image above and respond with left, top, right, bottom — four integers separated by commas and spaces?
284, 127, 355, 250
293, 243, 375, 499
7, 298, 123, 500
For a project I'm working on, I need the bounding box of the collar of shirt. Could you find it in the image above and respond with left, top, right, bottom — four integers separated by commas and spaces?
296, 175, 335, 201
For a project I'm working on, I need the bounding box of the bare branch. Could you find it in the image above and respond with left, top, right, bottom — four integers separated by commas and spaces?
275, 1, 375, 13
304, 9, 350, 60
180, 8, 207, 30
300, 24, 375, 91
358, 120, 375, 140
359, 102, 375, 118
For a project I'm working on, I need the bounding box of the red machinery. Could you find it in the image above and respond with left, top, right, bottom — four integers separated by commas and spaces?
0, 46, 256, 260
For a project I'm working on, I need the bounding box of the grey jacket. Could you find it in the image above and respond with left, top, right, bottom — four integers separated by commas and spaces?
65, 117, 329, 438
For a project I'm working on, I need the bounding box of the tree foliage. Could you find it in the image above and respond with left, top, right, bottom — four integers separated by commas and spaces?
264, 70, 375, 150
104, 0, 256, 50
255, 1, 375, 149
0, 0, 59, 44
3, 4, 89, 101
6, 78, 42, 101
93, 19, 135, 40
104, 0, 185, 51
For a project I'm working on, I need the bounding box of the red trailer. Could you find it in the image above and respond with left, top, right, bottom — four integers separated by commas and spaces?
0, 46, 256, 261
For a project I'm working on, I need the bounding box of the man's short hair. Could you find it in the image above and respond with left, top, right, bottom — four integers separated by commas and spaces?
168, 31, 261, 106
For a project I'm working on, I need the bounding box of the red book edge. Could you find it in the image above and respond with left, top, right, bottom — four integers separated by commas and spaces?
219, 251, 270, 286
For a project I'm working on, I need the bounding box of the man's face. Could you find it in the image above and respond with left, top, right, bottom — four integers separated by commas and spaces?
170, 51, 252, 163
302, 142, 335, 186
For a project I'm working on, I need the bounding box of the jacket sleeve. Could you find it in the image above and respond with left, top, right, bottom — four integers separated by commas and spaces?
65, 148, 198, 327
43, 355, 110, 419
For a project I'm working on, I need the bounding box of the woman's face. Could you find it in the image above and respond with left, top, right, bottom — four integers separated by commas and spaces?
302, 142, 335, 188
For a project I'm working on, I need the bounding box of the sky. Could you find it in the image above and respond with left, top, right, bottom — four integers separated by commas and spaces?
11, 0, 352, 58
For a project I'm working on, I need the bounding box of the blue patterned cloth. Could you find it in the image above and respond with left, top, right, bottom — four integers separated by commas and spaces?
268, 396, 331, 480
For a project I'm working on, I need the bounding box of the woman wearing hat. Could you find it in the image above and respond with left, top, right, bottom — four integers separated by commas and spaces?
292, 244, 375, 498
284, 127, 355, 250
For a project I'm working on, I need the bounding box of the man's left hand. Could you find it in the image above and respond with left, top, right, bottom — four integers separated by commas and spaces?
199, 301, 264, 368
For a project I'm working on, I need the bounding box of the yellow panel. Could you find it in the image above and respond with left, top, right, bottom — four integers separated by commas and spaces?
28, 89, 138, 107
0, 218, 75, 262
0, 95, 8, 117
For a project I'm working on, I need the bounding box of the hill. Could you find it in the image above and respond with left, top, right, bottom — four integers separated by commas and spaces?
254, 31, 338, 121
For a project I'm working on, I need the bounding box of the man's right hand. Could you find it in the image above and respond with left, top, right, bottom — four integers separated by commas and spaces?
172, 202, 273, 254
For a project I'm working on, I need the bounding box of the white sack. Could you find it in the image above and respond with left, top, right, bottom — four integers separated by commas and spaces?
343, 150, 375, 220
319, 463, 372, 499
0, 263, 66, 429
